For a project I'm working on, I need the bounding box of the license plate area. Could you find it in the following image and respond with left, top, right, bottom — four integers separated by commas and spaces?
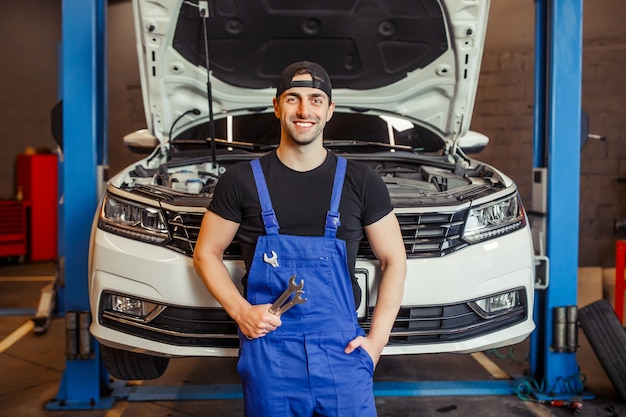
355, 268, 369, 320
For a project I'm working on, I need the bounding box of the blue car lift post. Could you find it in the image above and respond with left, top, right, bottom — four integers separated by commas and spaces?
48, 0, 585, 408
527, 0, 586, 402
47, 0, 111, 410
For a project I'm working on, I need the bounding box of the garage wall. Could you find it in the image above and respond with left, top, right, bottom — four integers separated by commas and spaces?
0, 1, 143, 203
0, 1, 61, 200
471, 0, 626, 267
472, 50, 535, 204
578, 39, 626, 266
0, 0, 625, 268
107, 1, 145, 177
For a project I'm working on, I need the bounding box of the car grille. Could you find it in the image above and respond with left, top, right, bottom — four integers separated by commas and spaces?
164, 209, 469, 259
100, 291, 527, 349
359, 210, 469, 258
164, 210, 202, 256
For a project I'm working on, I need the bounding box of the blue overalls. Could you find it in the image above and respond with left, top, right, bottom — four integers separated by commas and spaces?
237, 156, 376, 417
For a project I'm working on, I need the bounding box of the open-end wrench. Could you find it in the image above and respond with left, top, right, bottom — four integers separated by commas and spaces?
268, 275, 307, 316
272, 291, 307, 316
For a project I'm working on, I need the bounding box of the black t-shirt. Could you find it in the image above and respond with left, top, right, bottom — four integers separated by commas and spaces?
208, 150, 393, 304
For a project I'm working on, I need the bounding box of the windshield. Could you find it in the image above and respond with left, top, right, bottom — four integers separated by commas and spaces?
177, 112, 445, 153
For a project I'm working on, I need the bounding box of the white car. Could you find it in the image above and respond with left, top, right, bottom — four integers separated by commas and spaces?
89, 0, 535, 380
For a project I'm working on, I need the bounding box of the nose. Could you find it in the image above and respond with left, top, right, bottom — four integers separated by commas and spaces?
296, 100, 310, 118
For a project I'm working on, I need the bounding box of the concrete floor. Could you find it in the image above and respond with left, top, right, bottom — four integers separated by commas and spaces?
1, 260, 625, 417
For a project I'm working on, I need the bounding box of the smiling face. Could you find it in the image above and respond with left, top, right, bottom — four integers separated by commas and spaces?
273, 72, 335, 148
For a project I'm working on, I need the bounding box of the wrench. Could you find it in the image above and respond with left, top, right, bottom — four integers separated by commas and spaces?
268, 275, 307, 316
263, 251, 279, 268
272, 291, 307, 316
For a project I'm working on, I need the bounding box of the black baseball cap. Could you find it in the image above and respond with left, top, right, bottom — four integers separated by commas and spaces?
275, 61, 332, 100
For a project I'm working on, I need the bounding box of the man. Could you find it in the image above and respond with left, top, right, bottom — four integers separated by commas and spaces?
193, 61, 406, 417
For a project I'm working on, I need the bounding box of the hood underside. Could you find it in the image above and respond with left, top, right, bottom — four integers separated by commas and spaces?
133, 0, 490, 145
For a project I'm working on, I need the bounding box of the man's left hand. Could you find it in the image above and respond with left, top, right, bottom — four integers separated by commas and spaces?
344, 335, 383, 367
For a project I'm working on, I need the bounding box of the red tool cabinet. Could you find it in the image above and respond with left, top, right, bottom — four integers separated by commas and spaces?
616, 240, 626, 324
16, 154, 58, 261
0, 200, 27, 259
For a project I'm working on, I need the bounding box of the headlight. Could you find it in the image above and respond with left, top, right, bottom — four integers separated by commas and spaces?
463, 193, 526, 244
98, 193, 170, 244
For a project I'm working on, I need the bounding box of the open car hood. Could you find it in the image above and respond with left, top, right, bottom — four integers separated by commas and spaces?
133, 0, 489, 146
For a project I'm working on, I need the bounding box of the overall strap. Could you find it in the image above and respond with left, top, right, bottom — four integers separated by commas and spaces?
325, 156, 347, 238
250, 159, 279, 235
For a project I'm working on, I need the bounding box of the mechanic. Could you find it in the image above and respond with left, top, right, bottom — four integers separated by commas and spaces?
193, 61, 407, 417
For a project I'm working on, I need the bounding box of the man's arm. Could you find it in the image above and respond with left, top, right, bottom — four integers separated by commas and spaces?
193, 211, 281, 339
344, 211, 406, 365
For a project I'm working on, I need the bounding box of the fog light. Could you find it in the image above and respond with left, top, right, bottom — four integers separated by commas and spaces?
475, 291, 518, 315
109, 294, 160, 319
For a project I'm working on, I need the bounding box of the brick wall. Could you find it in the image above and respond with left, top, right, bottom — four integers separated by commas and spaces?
472, 50, 535, 206
472, 40, 626, 268
580, 40, 626, 267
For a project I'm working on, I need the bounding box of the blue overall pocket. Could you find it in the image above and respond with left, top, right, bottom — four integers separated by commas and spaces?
248, 233, 352, 319
266, 257, 334, 317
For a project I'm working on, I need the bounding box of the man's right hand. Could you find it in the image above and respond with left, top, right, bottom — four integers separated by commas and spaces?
237, 303, 282, 339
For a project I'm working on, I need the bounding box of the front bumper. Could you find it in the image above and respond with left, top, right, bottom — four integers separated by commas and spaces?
89, 227, 535, 358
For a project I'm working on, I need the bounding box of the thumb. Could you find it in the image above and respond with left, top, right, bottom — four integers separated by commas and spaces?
344, 337, 361, 354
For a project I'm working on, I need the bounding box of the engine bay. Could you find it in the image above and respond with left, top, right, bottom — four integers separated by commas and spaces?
119, 147, 503, 207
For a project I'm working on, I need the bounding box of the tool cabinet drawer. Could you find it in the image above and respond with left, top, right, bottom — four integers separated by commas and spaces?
0, 200, 27, 259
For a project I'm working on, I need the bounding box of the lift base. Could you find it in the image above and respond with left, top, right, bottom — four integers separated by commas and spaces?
106, 380, 517, 403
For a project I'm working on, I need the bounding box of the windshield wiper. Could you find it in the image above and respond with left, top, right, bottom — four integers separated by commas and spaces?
323, 139, 413, 151
207, 138, 276, 152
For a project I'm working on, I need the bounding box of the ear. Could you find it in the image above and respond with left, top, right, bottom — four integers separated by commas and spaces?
326, 100, 335, 122
273, 97, 280, 118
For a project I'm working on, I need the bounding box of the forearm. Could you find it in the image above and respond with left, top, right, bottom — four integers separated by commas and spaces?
193, 213, 281, 339
361, 212, 407, 354
192, 212, 250, 324
367, 260, 406, 349
195, 255, 249, 320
